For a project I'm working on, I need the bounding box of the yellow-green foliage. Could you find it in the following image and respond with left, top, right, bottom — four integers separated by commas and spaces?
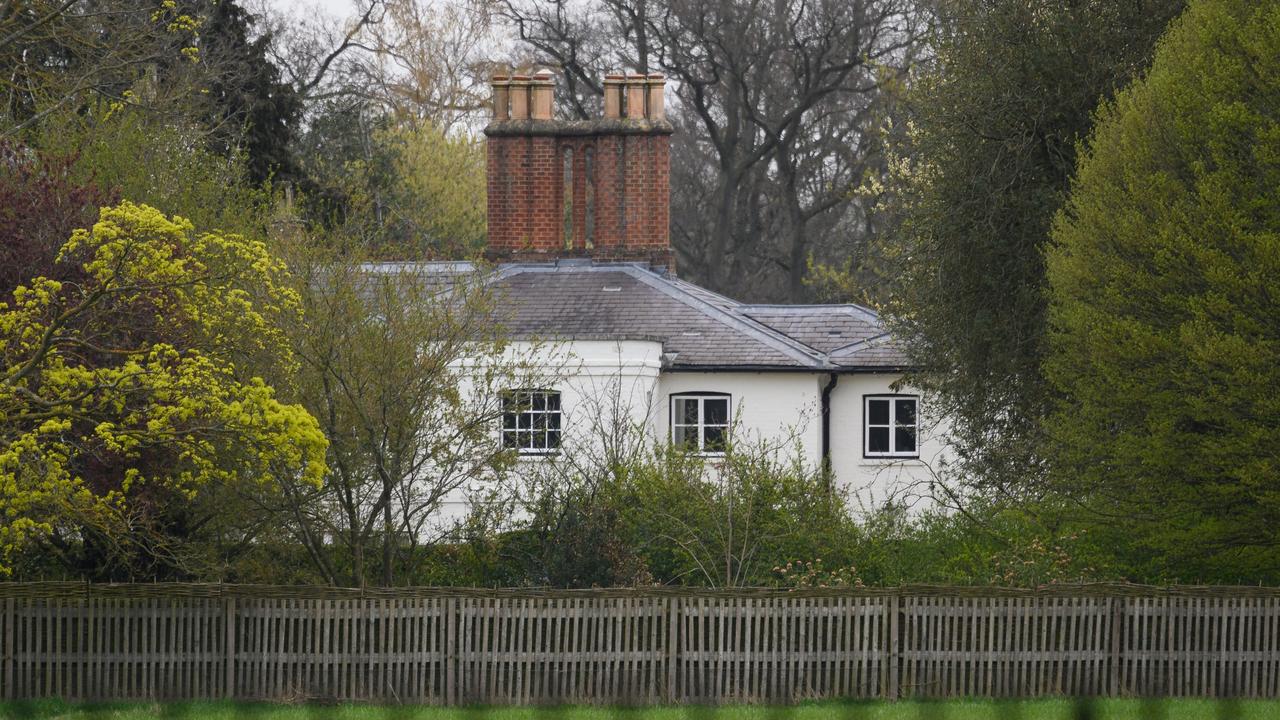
0, 202, 326, 575
383, 123, 486, 255
1046, 0, 1280, 580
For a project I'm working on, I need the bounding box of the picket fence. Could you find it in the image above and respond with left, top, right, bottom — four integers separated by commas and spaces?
2, 583, 1279, 703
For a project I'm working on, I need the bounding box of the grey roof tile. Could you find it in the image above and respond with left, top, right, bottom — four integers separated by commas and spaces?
369, 261, 910, 370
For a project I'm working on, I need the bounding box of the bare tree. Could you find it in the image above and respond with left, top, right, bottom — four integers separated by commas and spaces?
274, 244, 547, 587
499, 0, 928, 301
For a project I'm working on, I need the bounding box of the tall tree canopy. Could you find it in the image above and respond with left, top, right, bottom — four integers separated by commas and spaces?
1046, 0, 1280, 582
0, 200, 326, 578
883, 0, 1185, 493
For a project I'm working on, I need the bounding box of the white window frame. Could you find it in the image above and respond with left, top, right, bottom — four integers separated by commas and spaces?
670, 393, 731, 456
863, 394, 919, 459
502, 389, 562, 455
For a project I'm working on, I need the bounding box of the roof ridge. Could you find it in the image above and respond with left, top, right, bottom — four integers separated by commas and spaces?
616, 266, 830, 368
740, 302, 881, 323
666, 277, 743, 307
828, 331, 894, 357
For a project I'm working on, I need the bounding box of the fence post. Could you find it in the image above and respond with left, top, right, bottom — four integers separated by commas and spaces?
666, 595, 678, 703
885, 593, 899, 700
1109, 596, 1123, 697
446, 596, 456, 706
3, 597, 13, 701
223, 597, 236, 699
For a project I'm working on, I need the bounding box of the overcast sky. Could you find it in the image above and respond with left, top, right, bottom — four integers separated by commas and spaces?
264, 0, 353, 22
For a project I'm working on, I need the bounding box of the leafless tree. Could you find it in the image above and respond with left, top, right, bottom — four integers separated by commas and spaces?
499, 0, 929, 301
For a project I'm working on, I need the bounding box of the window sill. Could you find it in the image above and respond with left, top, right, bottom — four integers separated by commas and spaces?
515, 451, 561, 461
860, 455, 921, 465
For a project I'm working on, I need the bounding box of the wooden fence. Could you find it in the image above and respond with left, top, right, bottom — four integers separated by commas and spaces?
1, 583, 1279, 703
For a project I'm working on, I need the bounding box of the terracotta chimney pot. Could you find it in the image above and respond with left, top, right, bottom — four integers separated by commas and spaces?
491, 75, 510, 121
625, 73, 647, 120
509, 74, 531, 119
531, 70, 555, 120
603, 74, 625, 119
645, 73, 665, 120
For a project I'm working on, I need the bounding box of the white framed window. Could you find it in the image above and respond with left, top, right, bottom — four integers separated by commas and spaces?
864, 395, 919, 458
671, 393, 730, 455
502, 389, 562, 455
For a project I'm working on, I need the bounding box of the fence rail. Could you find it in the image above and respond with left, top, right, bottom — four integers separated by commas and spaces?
2, 583, 1279, 703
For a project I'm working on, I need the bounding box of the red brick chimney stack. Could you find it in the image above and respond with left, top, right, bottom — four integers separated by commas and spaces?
485, 69, 674, 270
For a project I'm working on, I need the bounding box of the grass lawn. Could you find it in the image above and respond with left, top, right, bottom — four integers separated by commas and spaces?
0, 699, 1277, 720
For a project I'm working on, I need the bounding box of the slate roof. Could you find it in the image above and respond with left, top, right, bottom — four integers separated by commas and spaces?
367, 260, 909, 371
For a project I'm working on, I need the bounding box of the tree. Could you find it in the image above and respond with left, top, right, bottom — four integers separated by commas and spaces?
317, 121, 488, 258
195, 0, 304, 186
0, 0, 200, 135
0, 141, 116, 298
266, 0, 494, 247
37, 104, 273, 239
0, 201, 327, 577
881, 0, 1185, 494
500, 0, 924, 301
275, 243, 540, 587
1045, 0, 1280, 582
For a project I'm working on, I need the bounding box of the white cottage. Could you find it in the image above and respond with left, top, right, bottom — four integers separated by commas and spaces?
409, 71, 947, 512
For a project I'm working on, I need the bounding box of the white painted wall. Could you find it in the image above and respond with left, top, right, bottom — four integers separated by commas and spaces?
656, 372, 822, 465
447, 342, 949, 522
828, 373, 951, 512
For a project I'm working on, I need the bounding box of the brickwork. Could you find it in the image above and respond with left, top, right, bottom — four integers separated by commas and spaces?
484, 73, 674, 271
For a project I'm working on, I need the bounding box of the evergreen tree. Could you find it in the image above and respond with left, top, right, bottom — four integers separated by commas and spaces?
195, 0, 303, 186
883, 0, 1185, 492
1046, 0, 1280, 582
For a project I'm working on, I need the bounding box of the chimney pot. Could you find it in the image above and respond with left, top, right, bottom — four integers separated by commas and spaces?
531, 71, 555, 120
509, 74, 531, 119
491, 75, 510, 121
625, 73, 647, 120
645, 73, 665, 121
603, 74, 624, 119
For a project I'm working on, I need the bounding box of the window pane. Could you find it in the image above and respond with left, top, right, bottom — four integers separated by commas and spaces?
895, 399, 917, 426
895, 427, 917, 454
503, 413, 516, 430
673, 425, 695, 449
704, 426, 727, 452
868, 399, 890, 425
546, 392, 561, 411
502, 431, 518, 449
868, 427, 890, 453
704, 398, 729, 425
547, 429, 562, 449
517, 430, 532, 449
517, 413, 532, 430
677, 398, 699, 424
548, 413, 561, 430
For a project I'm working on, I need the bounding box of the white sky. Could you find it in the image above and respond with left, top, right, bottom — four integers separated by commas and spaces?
264, 0, 355, 22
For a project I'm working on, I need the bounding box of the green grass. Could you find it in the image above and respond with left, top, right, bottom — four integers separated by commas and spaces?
0, 699, 1276, 720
